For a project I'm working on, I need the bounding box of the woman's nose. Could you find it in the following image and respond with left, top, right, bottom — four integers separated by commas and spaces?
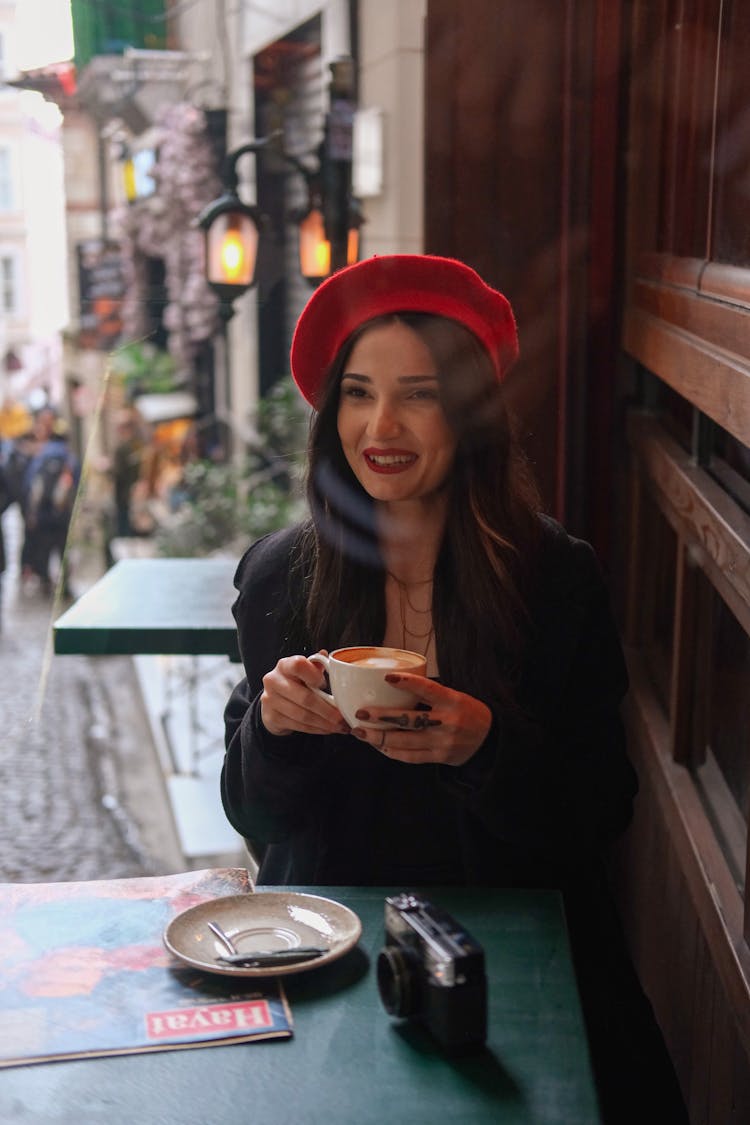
368, 400, 400, 439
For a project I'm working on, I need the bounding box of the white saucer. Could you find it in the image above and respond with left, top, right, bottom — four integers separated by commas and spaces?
163, 891, 362, 977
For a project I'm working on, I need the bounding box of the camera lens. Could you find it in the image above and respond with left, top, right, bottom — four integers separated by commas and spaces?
376, 947, 419, 1017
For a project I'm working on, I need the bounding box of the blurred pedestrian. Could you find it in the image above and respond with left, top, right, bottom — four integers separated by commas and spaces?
1, 425, 36, 582
167, 422, 206, 512
111, 411, 144, 538
22, 409, 80, 597
0, 454, 8, 631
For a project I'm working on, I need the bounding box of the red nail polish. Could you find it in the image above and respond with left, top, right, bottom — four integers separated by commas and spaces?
384, 674, 401, 683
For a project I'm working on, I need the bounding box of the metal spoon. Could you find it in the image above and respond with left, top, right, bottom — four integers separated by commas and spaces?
206, 920, 327, 966
206, 920, 239, 956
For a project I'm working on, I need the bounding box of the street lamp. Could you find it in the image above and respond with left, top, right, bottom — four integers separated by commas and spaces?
195, 67, 363, 446
196, 138, 272, 456
290, 56, 363, 286
197, 139, 269, 320
290, 159, 364, 285
197, 57, 362, 298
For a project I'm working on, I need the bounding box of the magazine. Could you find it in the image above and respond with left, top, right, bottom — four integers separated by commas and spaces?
0, 868, 292, 1068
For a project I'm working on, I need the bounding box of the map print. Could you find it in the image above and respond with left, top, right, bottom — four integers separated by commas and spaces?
0, 868, 292, 1068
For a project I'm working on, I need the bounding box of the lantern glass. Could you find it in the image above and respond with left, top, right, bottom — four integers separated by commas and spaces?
346, 226, 359, 266
123, 157, 137, 204
207, 211, 258, 288
299, 208, 331, 280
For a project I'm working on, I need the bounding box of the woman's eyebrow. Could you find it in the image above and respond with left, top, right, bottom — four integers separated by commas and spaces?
340, 373, 438, 383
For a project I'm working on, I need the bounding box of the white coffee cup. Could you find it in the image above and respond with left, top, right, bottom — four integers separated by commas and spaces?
309, 646, 427, 729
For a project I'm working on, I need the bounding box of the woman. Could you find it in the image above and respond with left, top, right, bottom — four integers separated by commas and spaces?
223, 254, 686, 1123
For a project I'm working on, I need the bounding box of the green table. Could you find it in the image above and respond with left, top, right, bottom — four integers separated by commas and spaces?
0, 886, 601, 1124
53, 557, 240, 660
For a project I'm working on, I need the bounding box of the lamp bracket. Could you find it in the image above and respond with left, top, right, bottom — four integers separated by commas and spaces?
222, 131, 283, 191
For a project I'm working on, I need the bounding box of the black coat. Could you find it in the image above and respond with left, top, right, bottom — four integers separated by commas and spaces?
221, 518, 690, 1123
222, 516, 638, 889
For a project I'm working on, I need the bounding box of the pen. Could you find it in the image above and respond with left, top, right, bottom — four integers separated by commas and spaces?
216, 946, 328, 966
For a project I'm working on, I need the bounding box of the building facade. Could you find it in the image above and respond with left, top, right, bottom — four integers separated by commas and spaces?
0, 0, 68, 416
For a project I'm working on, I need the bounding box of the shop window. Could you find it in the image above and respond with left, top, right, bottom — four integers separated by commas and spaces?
144, 256, 167, 349
0, 253, 19, 314
0, 148, 14, 212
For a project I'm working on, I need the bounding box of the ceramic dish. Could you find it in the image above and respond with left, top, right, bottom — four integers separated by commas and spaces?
163, 891, 362, 977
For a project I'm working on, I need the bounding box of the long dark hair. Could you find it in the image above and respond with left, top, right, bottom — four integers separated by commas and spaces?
292, 313, 541, 703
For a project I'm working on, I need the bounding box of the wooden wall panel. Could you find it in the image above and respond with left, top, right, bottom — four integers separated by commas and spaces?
425, 2, 750, 1117
424, 0, 613, 533
613, 655, 750, 1120
425, 0, 564, 514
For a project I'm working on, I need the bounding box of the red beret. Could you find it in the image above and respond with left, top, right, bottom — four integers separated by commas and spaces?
290, 254, 518, 407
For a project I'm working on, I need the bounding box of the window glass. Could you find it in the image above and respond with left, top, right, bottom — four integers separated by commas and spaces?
710, 426, 750, 515
655, 378, 693, 453
0, 149, 13, 211
712, 0, 750, 265
0, 254, 16, 313
657, 0, 722, 259
709, 593, 750, 817
692, 573, 750, 892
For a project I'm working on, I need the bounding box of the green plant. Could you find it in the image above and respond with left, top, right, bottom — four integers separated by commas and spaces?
155, 377, 309, 558
110, 341, 180, 397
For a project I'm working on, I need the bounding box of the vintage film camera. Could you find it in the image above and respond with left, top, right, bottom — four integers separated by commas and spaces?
376, 893, 487, 1053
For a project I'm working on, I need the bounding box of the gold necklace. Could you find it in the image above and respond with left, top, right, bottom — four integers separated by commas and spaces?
386, 570, 433, 612
388, 572, 435, 654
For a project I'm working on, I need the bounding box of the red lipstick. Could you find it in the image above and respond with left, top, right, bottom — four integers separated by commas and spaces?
362, 447, 418, 474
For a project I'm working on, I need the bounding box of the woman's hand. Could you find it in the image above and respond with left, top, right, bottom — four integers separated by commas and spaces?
350, 674, 492, 767
260, 653, 349, 737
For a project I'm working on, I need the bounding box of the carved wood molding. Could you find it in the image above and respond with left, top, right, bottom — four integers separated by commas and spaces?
623, 253, 750, 449
635, 253, 750, 311
623, 310, 750, 449
625, 653, 750, 1058
628, 414, 750, 628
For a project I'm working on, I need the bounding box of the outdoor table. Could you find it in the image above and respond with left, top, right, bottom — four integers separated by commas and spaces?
0, 884, 601, 1124
53, 557, 240, 660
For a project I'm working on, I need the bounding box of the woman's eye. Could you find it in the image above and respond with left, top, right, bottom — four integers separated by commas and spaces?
342, 384, 368, 399
409, 388, 439, 401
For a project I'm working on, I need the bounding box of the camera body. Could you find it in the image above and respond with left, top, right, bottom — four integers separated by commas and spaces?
376, 892, 487, 1053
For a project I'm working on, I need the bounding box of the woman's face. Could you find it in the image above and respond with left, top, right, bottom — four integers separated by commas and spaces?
336, 320, 457, 506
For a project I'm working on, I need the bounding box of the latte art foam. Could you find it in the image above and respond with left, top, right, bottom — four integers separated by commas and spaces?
335, 647, 424, 671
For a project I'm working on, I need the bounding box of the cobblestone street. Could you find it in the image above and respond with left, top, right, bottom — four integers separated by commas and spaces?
0, 507, 185, 883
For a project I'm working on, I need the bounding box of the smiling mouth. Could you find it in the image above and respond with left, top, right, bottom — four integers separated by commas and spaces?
364, 450, 417, 472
